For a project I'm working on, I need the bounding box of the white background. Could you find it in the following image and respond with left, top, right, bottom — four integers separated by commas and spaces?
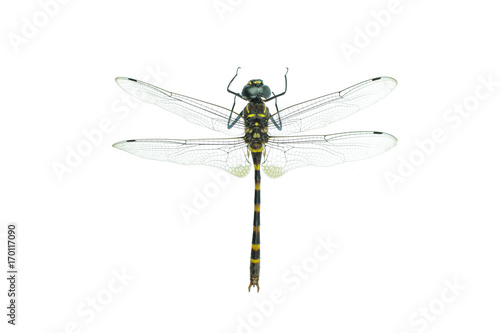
1, 0, 499, 332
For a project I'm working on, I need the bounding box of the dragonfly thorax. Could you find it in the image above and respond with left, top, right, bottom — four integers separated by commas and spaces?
244, 102, 269, 152
242, 79, 271, 101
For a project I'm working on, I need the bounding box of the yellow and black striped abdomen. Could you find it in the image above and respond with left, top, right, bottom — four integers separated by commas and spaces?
249, 151, 262, 292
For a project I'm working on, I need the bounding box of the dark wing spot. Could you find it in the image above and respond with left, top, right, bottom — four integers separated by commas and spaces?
128, 78, 137, 82
126, 139, 136, 142
372, 77, 381, 81
373, 131, 383, 134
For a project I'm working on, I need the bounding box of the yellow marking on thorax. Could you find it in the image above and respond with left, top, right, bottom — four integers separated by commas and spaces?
254, 164, 260, 170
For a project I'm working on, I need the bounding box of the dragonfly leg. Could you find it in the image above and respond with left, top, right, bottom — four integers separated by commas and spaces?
269, 92, 283, 130
227, 107, 243, 130
227, 67, 244, 99
230, 94, 237, 112
263, 67, 288, 102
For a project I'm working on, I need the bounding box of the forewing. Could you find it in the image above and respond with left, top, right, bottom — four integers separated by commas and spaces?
270, 77, 397, 135
262, 131, 397, 178
113, 137, 251, 177
116, 77, 245, 136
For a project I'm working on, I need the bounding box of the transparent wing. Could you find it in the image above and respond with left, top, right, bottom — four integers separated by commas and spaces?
270, 77, 397, 135
113, 137, 251, 177
262, 131, 397, 178
116, 77, 245, 136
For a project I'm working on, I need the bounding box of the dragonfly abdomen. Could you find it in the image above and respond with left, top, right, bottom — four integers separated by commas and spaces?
249, 151, 262, 292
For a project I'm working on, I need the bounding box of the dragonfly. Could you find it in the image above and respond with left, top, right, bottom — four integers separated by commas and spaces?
112, 68, 397, 292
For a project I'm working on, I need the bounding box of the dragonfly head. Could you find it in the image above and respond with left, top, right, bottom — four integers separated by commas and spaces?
242, 79, 271, 101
